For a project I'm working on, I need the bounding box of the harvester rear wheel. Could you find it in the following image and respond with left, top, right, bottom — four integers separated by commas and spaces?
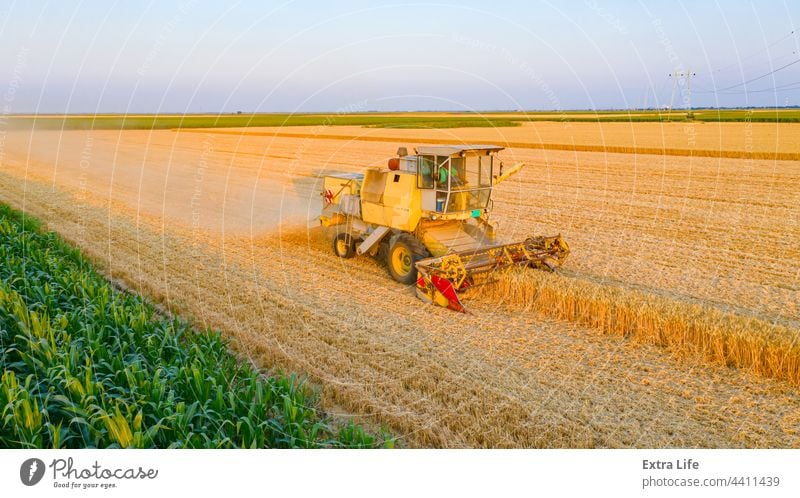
387, 233, 429, 285
332, 232, 355, 258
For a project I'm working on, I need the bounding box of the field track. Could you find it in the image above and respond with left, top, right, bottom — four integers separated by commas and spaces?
1, 123, 798, 447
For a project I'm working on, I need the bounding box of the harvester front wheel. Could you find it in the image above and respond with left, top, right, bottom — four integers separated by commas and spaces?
387, 234, 429, 285
333, 232, 356, 258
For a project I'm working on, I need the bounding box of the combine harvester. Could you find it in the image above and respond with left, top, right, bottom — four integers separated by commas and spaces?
320, 145, 569, 312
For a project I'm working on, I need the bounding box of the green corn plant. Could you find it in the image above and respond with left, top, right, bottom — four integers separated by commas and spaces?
0, 202, 386, 449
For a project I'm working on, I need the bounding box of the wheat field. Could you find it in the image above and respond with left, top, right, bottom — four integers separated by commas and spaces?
0, 122, 798, 447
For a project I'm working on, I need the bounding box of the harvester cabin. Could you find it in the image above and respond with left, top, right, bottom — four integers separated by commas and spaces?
413, 145, 500, 215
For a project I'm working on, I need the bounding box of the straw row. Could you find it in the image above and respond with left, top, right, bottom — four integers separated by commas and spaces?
473, 270, 800, 385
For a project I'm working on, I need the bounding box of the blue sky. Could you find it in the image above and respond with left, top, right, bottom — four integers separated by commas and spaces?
0, 0, 798, 112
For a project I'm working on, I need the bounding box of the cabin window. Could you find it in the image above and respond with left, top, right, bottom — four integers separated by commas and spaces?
479, 155, 493, 187
417, 155, 435, 189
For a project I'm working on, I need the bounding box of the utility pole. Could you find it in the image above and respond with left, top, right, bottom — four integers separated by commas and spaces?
668, 72, 677, 114
668, 69, 696, 117
686, 69, 694, 115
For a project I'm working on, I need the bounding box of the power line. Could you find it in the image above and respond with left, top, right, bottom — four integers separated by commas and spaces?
714, 81, 800, 94
713, 30, 796, 73
742, 84, 800, 93
715, 50, 797, 75
768, 79, 800, 90
695, 58, 800, 93
695, 76, 800, 94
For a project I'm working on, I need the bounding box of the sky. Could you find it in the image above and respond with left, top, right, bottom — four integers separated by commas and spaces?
0, 0, 798, 113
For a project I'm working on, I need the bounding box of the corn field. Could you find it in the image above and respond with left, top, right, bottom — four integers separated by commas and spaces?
0, 204, 383, 448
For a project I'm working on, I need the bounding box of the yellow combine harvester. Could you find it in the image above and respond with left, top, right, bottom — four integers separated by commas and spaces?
320, 145, 569, 312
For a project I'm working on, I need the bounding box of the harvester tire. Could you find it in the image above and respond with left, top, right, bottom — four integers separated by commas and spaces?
333, 232, 356, 258
387, 233, 429, 285
376, 240, 389, 262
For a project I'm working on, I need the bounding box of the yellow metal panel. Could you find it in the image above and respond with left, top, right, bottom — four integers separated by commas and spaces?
361, 202, 385, 225
381, 172, 421, 231
360, 169, 386, 203
361, 170, 422, 231
418, 219, 486, 257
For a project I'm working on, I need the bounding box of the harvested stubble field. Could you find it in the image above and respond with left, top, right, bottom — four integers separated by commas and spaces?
1, 119, 799, 447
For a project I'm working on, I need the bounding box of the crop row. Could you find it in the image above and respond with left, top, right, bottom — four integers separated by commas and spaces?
473, 269, 800, 386
0, 204, 385, 448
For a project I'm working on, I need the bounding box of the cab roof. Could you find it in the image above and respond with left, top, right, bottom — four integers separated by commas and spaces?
414, 144, 504, 156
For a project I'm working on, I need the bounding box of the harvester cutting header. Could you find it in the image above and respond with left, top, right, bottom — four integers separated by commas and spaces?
320, 144, 569, 312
